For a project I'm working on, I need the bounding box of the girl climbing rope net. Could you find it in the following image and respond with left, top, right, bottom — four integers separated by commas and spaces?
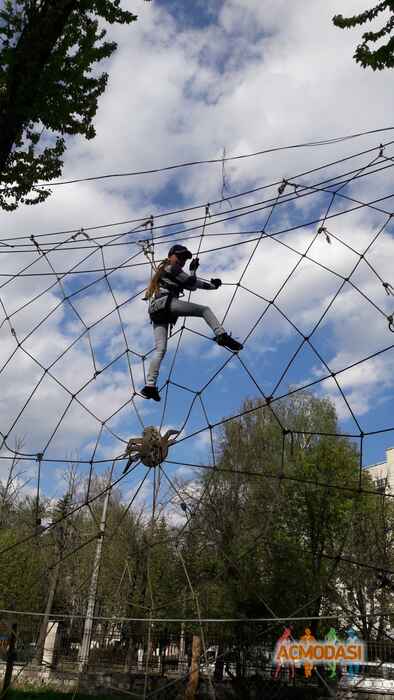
141, 244, 243, 401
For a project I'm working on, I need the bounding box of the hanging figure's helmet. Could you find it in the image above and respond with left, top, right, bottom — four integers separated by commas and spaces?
168, 244, 192, 260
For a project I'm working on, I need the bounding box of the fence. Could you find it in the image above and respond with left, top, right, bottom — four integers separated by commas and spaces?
2, 611, 394, 698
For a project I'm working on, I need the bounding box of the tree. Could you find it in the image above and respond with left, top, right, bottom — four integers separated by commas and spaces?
174, 392, 390, 694
0, 437, 30, 527
0, 495, 49, 613
333, 2, 394, 70
330, 485, 394, 643
183, 393, 391, 649
0, 0, 137, 210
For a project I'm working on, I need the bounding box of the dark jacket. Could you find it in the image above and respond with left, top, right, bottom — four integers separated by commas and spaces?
149, 263, 215, 322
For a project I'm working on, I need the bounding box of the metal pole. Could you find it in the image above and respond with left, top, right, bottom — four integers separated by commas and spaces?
79, 486, 111, 671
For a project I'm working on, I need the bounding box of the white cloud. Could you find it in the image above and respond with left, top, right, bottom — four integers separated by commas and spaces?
1, 0, 394, 493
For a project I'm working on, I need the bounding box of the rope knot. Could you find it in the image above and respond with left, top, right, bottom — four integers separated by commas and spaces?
383, 282, 394, 296
137, 239, 155, 261
318, 226, 331, 244
30, 234, 44, 255
142, 215, 154, 232
71, 228, 90, 241
278, 179, 288, 195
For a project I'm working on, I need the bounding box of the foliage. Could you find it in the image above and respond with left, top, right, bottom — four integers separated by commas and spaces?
330, 487, 394, 641
0, 0, 137, 210
0, 497, 49, 611
180, 392, 392, 643
0, 392, 392, 659
333, 2, 394, 70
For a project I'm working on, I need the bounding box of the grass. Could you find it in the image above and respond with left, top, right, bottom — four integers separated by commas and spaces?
7, 690, 118, 700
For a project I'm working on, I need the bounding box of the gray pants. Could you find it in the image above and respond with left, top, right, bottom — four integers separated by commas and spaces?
146, 298, 225, 386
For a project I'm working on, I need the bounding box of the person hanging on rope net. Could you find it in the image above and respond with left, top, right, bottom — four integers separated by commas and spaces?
141, 244, 243, 401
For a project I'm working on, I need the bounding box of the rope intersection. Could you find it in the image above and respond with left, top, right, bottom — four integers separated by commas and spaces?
0, 139, 393, 597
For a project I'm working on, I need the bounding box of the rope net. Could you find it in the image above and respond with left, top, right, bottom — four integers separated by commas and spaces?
0, 138, 394, 695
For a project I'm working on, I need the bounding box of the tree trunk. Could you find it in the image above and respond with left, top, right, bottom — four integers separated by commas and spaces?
214, 643, 224, 682
185, 635, 201, 700
0, 0, 78, 173
124, 637, 137, 673
2, 623, 17, 695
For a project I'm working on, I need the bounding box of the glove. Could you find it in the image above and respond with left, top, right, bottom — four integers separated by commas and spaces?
210, 278, 222, 289
189, 257, 199, 272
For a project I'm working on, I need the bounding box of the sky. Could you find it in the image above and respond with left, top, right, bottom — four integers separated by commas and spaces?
0, 0, 394, 515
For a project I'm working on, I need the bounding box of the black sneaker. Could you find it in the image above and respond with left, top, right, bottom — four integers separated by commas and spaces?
216, 333, 243, 352
141, 385, 161, 401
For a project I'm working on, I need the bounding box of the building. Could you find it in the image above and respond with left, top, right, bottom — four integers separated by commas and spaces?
365, 447, 394, 493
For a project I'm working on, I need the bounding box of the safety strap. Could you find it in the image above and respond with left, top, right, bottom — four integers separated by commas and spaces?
149, 293, 177, 325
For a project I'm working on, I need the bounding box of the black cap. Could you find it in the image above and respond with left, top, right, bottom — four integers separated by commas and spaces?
168, 244, 192, 260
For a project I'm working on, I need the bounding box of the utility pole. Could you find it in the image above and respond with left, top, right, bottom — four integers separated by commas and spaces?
79, 484, 111, 671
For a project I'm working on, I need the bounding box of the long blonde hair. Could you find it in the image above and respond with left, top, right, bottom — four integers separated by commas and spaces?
145, 258, 169, 299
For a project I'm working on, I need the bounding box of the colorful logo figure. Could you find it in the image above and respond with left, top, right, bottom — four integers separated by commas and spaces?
300, 628, 316, 678
273, 626, 294, 680
325, 627, 338, 679
273, 625, 365, 682
346, 628, 361, 677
